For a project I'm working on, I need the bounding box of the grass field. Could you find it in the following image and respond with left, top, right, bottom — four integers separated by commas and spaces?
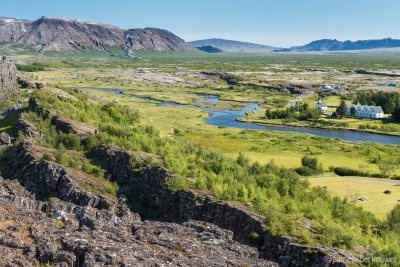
309, 176, 400, 219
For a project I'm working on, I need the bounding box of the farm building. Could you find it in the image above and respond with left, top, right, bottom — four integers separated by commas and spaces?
346, 103, 384, 118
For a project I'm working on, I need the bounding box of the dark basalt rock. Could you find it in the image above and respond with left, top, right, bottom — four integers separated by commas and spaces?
17, 77, 37, 89
95, 144, 356, 266
0, 186, 275, 266
9, 141, 116, 210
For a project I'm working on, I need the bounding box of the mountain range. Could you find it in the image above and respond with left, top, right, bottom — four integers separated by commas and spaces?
0, 16, 194, 54
273, 38, 400, 52
1, 16, 399, 54
189, 38, 277, 53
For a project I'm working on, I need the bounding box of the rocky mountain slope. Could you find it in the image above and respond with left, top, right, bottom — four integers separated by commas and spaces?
274, 38, 400, 52
189, 38, 277, 53
0, 16, 194, 53
0, 57, 19, 104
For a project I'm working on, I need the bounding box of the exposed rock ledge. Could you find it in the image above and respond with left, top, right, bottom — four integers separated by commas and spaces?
9, 141, 117, 211
0, 180, 275, 266
96, 143, 356, 267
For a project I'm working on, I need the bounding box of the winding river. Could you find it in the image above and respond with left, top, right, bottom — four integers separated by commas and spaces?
80, 87, 400, 145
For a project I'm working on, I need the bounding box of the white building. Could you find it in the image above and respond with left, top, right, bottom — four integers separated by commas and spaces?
315, 98, 328, 112
346, 103, 384, 118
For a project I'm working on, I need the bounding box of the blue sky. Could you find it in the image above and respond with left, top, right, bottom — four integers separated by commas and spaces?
2, 0, 399, 47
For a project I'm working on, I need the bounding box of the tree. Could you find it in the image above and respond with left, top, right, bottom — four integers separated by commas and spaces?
336, 98, 347, 119
301, 155, 318, 170
393, 107, 400, 121
393, 93, 400, 121
387, 204, 400, 234
236, 152, 249, 167
350, 106, 357, 116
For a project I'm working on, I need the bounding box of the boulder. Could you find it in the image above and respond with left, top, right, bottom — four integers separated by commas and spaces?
0, 131, 11, 145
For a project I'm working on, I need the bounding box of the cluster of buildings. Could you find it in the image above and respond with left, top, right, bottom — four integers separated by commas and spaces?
314, 99, 385, 119
345, 103, 384, 119
319, 84, 347, 90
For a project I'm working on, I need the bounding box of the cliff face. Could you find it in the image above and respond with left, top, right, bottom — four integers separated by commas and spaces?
96, 144, 356, 267
0, 57, 19, 103
0, 16, 194, 53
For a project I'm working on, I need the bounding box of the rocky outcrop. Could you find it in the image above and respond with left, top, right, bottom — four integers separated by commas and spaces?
0, 57, 19, 104
261, 234, 356, 267
0, 175, 274, 266
355, 69, 400, 77
0, 199, 275, 266
9, 141, 116, 211
14, 113, 37, 136
95, 144, 356, 266
45, 109, 97, 136
95, 144, 173, 219
17, 77, 42, 89
0, 16, 194, 53
0, 131, 11, 145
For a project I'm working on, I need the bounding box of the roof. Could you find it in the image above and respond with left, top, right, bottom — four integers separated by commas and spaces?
346, 104, 384, 113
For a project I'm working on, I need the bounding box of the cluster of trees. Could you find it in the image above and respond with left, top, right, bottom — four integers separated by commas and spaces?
15, 87, 400, 262
15, 63, 45, 72
265, 103, 323, 121
354, 91, 400, 114
352, 91, 400, 121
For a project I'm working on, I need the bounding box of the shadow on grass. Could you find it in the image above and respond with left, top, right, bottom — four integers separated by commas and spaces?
0, 109, 25, 136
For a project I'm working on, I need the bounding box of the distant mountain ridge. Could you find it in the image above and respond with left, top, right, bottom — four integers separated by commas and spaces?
0, 16, 194, 54
189, 38, 277, 53
274, 38, 400, 52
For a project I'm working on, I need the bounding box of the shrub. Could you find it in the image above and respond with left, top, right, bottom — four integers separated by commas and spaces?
301, 156, 318, 170
333, 167, 361, 176
104, 181, 119, 196
166, 176, 188, 193
295, 166, 315, 176
295, 156, 323, 176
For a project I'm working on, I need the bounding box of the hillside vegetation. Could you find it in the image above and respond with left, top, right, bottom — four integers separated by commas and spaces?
0, 84, 396, 265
